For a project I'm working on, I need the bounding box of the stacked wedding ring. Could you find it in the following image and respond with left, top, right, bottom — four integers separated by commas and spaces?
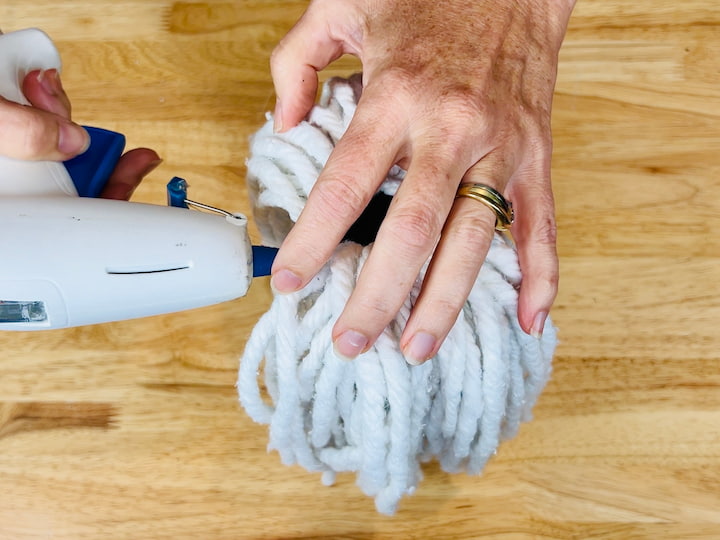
455, 183, 514, 231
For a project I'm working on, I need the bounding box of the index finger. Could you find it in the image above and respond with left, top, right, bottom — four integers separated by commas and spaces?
22, 69, 72, 119
270, 91, 407, 293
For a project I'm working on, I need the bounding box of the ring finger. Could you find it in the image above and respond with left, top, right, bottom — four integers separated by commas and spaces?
399, 151, 516, 365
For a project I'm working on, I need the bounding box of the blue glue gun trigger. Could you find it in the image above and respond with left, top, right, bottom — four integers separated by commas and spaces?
63, 126, 126, 198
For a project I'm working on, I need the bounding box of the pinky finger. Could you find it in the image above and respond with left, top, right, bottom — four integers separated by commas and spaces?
508, 166, 559, 338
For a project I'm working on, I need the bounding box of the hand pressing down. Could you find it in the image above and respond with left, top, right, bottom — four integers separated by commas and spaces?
269, 0, 576, 364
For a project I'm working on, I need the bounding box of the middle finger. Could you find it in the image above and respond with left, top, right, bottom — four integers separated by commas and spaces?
331, 147, 466, 358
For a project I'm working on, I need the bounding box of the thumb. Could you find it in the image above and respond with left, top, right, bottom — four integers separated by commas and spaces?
0, 97, 89, 161
270, 3, 357, 132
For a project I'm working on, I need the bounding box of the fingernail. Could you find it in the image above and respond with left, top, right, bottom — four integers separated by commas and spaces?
273, 101, 283, 133
403, 332, 436, 366
58, 123, 90, 156
530, 311, 548, 339
38, 69, 62, 96
333, 330, 369, 360
270, 269, 303, 293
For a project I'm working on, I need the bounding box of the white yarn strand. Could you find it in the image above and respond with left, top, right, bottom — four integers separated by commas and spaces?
238, 76, 557, 515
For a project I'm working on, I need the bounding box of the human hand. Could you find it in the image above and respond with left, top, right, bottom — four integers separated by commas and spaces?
269, 0, 576, 363
0, 69, 160, 200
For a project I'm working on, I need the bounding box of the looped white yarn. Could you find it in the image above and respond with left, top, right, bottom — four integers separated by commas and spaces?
238, 76, 557, 515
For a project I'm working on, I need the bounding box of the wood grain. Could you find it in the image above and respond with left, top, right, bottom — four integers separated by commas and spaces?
1, 1, 719, 538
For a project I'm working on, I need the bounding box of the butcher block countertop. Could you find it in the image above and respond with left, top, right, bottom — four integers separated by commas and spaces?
1, 1, 719, 538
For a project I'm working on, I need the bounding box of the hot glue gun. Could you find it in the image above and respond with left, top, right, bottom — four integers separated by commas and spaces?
0, 28, 277, 331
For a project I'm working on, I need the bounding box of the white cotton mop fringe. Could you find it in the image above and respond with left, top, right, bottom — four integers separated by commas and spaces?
238, 75, 557, 515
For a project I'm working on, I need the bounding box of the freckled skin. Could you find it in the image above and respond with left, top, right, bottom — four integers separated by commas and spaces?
360, 1, 568, 154
270, 0, 576, 361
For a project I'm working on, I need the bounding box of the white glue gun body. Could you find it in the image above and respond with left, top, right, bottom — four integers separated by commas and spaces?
0, 29, 263, 331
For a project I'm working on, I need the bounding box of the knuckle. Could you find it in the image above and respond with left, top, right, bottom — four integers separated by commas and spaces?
533, 214, 558, 247
524, 219, 559, 295
526, 123, 552, 152
312, 173, 367, 222
373, 67, 416, 98
269, 36, 297, 75
436, 129, 475, 165
413, 158, 451, 183
269, 47, 279, 70
285, 230, 328, 266
269, 46, 286, 74
537, 265, 560, 300
411, 286, 472, 342
387, 200, 442, 252
21, 114, 53, 157
430, 293, 469, 324
428, 97, 493, 154
440, 82, 495, 117
442, 95, 485, 122
341, 292, 399, 337
451, 210, 495, 248
546, 268, 560, 293
357, 296, 396, 323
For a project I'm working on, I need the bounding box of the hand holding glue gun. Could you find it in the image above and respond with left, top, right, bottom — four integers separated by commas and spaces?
0, 28, 276, 331
0, 29, 160, 197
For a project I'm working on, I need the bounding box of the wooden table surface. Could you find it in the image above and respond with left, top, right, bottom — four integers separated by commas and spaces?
1, 1, 719, 538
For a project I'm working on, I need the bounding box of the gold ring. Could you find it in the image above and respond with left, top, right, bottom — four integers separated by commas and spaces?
455, 183, 514, 231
